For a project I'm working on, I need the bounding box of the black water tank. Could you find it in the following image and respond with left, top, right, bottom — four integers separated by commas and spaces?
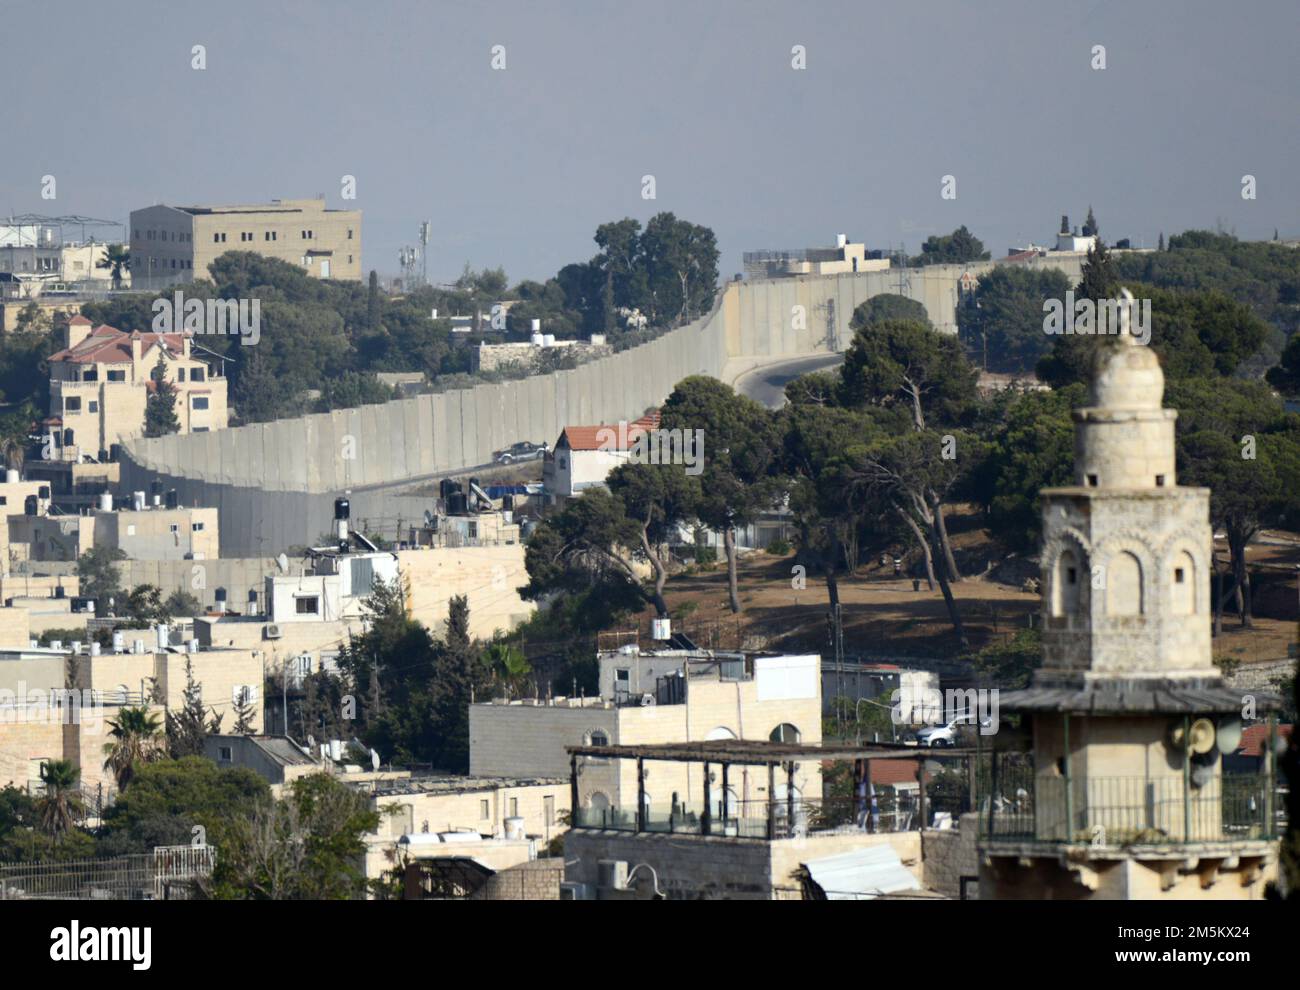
38, 486, 50, 500
165, 489, 179, 509
150, 481, 163, 497
334, 497, 350, 521
109, 444, 122, 462
447, 491, 468, 515
502, 494, 514, 511
23, 495, 37, 515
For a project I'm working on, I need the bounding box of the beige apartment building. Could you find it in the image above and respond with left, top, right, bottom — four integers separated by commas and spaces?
470, 650, 823, 818
8, 504, 219, 564
129, 197, 361, 287
47, 316, 228, 460
0, 640, 264, 794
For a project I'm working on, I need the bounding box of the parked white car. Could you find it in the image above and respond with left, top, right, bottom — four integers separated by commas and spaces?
914, 713, 994, 747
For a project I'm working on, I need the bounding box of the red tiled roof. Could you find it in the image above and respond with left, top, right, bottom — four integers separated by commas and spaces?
68, 315, 92, 326
1236, 723, 1292, 757
1003, 250, 1038, 264
48, 324, 184, 365
559, 412, 661, 452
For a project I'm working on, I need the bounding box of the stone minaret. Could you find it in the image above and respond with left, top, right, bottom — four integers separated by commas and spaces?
980, 291, 1280, 900
1039, 289, 1213, 683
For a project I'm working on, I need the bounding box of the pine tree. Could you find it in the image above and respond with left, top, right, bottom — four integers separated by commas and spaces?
1157, 232, 1165, 252
429, 596, 487, 772
1076, 239, 1118, 302
233, 348, 286, 424
167, 656, 221, 757
232, 690, 256, 735
143, 353, 180, 437
1083, 205, 1098, 239
366, 270, 381, 332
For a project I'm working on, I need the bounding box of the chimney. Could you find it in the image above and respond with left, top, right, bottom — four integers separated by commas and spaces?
65, 316, 93, 350
130, 331, 143, 365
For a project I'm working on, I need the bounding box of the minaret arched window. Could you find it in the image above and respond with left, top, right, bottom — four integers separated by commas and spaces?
1171, 551, 1195, 615
1051, 549, 1081, 617
1106, 551, 1144, 616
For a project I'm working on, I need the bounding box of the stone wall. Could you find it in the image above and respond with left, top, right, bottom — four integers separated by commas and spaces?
921, 813, 981, 898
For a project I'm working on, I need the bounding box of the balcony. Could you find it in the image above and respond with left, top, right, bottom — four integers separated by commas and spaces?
979, 761, 1280, 846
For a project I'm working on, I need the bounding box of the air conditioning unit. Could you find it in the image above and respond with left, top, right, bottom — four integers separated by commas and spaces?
263, 624, 283, 640
597, 860, 628, 891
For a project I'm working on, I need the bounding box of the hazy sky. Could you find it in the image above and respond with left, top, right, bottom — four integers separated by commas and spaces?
3, 0, 1296, 285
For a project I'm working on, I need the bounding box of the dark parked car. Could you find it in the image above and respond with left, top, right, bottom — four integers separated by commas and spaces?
493, 441, 548, 465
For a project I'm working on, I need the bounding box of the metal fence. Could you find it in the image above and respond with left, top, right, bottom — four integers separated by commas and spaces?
0, 845, 214, 900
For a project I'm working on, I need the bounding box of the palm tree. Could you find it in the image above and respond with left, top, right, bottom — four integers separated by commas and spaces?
483, 642, 531, 699
103, 706, 163, 791
96, 244, 130, 290
36, 760, 84, 841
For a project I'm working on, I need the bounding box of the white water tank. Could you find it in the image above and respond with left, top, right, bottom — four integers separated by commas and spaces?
328, 739, 343, 761
530, 332, 544, 346
156, 625, 170, 651
836, 233, 848, 248
542, 334, 555, 347
98, 493, 113, 512
531, 318, 541, 333
50, 640, 62, 651
4, 469, 18, 484
187, 639, 199, 654
132, 491, 145, 511
112, 630, 126, 653
90, 642, 101, 657
504, 817, 525, 840
71, 641, 82, 655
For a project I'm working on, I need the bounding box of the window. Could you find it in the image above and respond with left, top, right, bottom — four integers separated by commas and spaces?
769, 723, 801, 743
588, 729, 609, 747
544, 795, 555, 826
1086, 474, 1099, 487
348, 229, 354, 239
213, 233, 221, 243
177, 368, 186, 382
218, 746, 233, 762
191, 367, 205, 382
169, 524, 179, 534
192, 521, 205, 532
64, 397, 81, 412
88, 401, 98, 413
480, 800, 489, 819
192, 396, 209, 410
1172, 552, 1195, 615
296, 596, 319, 615
107, 369, 126, 382
1155, 475, 1166, 487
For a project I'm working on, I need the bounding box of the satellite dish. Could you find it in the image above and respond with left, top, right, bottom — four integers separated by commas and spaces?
1216, 717, 1244, 754
276, 553, 289, 574
370, 749, 380, 771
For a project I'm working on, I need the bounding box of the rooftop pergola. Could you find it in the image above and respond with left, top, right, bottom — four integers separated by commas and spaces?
566, 739, 979, 839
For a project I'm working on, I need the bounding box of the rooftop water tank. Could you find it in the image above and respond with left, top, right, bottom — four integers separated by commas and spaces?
4, 469, 18, 484
504, 817, 525, 840
542, 334, 556, 347
98, 493, 113, 512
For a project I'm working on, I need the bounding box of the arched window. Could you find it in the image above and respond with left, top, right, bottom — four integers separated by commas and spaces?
705, 726, 736, 741
770, 723, 801, 743
1106, 551, 1143, 616
1051, 549, 1082, 617
587, 792, 609, 811
587, 729, 609, 747
1171, 551, 1195, 615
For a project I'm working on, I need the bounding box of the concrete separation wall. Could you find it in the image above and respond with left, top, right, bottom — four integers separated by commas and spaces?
120, 259, 1086, 557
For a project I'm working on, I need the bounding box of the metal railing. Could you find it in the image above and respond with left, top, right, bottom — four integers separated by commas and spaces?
0, 845, 213, 900
980, 763, 1279, 845
573, 796, 946, 840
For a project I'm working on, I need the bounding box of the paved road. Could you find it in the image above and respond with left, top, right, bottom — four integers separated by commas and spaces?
734, 353, 846, 408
